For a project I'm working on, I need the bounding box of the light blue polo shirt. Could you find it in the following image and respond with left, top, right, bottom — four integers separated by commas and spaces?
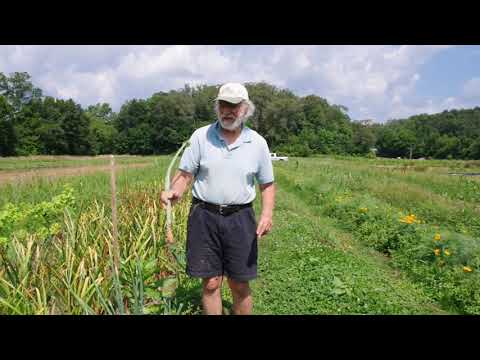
178, 121, 274, 205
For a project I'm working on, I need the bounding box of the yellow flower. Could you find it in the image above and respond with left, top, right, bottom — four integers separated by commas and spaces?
400, 214, 419, 224
463, 266, 473, 273
359, 207, 368, 213
434, 248, 441, 256
434, 233, 441, 241
444, 249, 451, 256
400, 216, 411, 224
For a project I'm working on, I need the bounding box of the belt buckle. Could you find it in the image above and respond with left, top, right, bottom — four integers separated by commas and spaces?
218, 204, 227, 215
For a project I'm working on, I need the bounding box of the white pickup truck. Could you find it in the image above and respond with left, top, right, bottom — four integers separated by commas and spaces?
270, 153, 288, 161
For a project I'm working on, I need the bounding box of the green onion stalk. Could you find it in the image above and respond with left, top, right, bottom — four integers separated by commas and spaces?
164, 140, 189, 244
161, 140, 189, 301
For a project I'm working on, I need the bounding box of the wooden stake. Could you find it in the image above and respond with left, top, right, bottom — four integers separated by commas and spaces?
110, 154, 120, 272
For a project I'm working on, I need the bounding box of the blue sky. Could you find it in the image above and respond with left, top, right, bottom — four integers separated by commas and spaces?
1, 45, 479, 123
415, 45, 480, 100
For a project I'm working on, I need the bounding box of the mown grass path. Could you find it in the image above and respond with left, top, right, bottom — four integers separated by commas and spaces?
249, 165, 448, 315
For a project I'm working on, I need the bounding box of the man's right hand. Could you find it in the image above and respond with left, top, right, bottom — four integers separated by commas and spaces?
160, 190, 180, 208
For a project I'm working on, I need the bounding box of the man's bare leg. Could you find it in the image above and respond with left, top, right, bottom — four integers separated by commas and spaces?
227, 278, 252, 315
202, 276, 223, 315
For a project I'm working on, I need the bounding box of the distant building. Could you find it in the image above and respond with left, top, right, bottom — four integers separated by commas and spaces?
358, 119, 375, 126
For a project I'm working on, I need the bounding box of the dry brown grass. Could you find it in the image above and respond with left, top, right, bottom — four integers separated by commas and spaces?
0, 163, 150, 186
0, 155, 141, 161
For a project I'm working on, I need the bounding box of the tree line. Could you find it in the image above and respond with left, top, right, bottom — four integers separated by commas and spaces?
0, 71, 479, 159
375, 109, 480, 159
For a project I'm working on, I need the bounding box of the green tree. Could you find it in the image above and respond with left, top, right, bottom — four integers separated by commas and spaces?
377, 124, 416, 158
0, 72, 43, 112
53, 98, 92, 155
85, 103, 118, 154
14, 99, 44, 155
467, 139, 480, 159
114, 99, 152, 154
245, 82, 279, 133
0, 96, 16, 156
148, 90, 196, 154
432, 135, 460, 159
299, 95, 353, 154
262, 93, 305, 148
376, 107, 480, 159
86, 103, 115, 122
191, 84, 218, 128
351, 122, 376, 155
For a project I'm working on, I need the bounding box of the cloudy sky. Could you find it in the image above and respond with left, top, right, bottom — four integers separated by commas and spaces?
1, 45, 479, 122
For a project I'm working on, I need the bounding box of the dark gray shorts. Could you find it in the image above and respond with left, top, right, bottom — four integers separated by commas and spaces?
186, 201, 258, 282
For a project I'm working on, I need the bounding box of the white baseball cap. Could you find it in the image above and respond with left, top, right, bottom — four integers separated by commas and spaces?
215, 83, 249, 104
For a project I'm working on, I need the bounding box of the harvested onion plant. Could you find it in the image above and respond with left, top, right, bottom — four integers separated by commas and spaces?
0, 153, 192, 314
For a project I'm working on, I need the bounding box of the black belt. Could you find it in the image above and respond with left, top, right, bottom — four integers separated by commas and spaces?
192, 197, 252, 216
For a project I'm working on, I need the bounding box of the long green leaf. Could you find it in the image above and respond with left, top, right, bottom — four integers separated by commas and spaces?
0, 296, 23, 314
64, 280, 96, 315
94, 282, 115, 315
110, 258, 125, 315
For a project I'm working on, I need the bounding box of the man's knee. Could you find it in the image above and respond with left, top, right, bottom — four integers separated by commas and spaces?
202, 276, 223, 293
228, 279, 251, 297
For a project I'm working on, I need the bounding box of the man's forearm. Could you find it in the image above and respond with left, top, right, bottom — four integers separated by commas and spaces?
260, 182, 275, 216
171, 170, 193, 197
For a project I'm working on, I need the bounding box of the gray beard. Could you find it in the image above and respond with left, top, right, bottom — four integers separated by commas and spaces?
218, 116, 244, 131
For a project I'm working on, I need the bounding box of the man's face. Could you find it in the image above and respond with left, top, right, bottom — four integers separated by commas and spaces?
218, 100, 246, 130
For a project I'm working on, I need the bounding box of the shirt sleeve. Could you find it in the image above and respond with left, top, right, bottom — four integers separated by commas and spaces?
178, 131, 200, 176
255, 138, 275, 184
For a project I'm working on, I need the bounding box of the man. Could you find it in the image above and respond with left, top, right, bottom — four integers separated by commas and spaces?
160, 83, 276, 315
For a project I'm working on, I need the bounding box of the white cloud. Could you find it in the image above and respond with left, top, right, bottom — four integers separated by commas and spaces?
385, 96, 471, 120
0, 45, 461, 121
464, 77, 480, 99
381, 77, 480, 121
241, 45, 453, 121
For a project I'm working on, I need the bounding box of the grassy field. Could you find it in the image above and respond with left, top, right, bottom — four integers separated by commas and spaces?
1, 155, 479, 314
0, 155, 151, 171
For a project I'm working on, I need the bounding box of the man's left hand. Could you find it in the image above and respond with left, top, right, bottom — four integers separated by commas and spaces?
256, 214, 273, 239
